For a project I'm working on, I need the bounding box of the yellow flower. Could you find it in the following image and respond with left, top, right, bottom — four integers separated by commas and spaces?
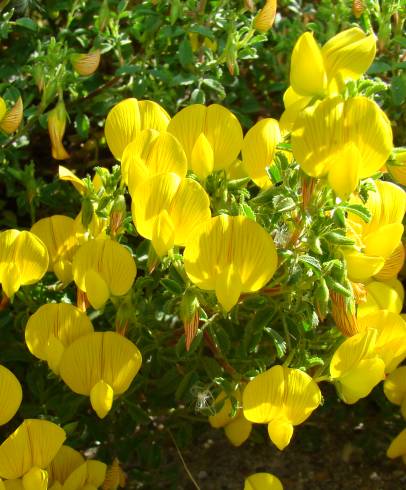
253, 0, 277, 33
0, 419, 66, 484
72, 237, 136, 310
167, 104, 243, 179
47, 446, 84, 488
281, 27, 376, 130
31, 215, 78, 284
357, 310, 406, 373
0, 97, 23, 134
104, 98, 170, 160
384, 367, 406, 419
387, 428, 406, 463
0, 229, 49, 299
244, 472, 283, 490
48, 101, 70, 160
241, 118, 282, 188
208, 389, 252, 447
184, 215, 277, 311
243, 366, 321, 450
357, 279, 404, 317
330, 328, 385, 404
59, 331, 142, 418
55, 460, 106, 490
0, 365, 22, 426
25, 303, 94, 374
291, 96, 393, 198
102, 458, 126, 490
131, 173, 211, 257
345, 181, 405, 281
388, 149, 406, 186
121, 129, 187, 191
72, 50, 101, 76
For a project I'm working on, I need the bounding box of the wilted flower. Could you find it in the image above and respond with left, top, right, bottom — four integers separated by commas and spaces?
241, 118, 282, 188
72, 237, 137, 310
59, 332, 142, 418
0, 229, 49, 299
209, 388, 252, 447
102, 459, 126, 490
121, 129, 187, 192
291, 96, 393, 198
25, 303, 94, 374
131, 173, 211, 257
104, 98, 170, 160
183, 215, 278, 311
31, 215, 78, 284
167, 104, 243, 179
253, 0, 277, 33
384, 366, 406, 419
243, 365, 321, 450
0, 419, 66, 485
0, 365, 22, 426
48, 101, 70, 160
0, 97, 23, 134
330, 328, 385, 404
72, 49, 101, 76
244, 472, 283, 490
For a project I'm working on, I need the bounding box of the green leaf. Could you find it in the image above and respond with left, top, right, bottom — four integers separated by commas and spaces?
202, 78, 225, 98
340, 203, 371, 223
265, 327, 287, 358
178, 38, 194, 67
15, 17, 38, 31
160, 278, 183, 295
323, 232, 355, 246
190, 88, 205, 104
201, 356, 223, 379
391, 75, 406, 106
175, 371, 198, 401
75, 113, 90, 139
298, 254, 322, 271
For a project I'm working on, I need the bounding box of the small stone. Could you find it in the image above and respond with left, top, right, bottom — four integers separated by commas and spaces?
369, 472, 380, 481
198, 470, 208, 479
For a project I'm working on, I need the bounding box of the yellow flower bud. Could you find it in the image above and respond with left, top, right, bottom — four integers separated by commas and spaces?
72, 50, 101, 76
0, 97, 23, 134
48, 101, 70, 160
254, 0, 277, 33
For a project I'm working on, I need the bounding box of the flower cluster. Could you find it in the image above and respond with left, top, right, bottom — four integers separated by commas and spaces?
0, 24, 405, 488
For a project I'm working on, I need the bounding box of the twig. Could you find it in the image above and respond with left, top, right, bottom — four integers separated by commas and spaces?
167, 429, 201, 490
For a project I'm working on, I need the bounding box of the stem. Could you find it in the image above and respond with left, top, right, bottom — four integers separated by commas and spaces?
203, 329, 237, 377
167, 429, 201, 490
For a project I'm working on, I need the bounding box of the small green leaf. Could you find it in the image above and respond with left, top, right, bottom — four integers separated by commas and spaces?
202, 78, 225, 98
15, 17, 38, 31
178, 38, 194, 67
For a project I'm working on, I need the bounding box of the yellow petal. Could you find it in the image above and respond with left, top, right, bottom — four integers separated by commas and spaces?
58, 166, 87, 194
224, 416, 252, 447
244, 473, 283, 490
122, 129, 187, 189
0, 365, 22, 426
374, 242, 405, 281
131, 173, 180, 240
267, 419, 294, 451
190, 132, 214, 180
253, 0, 277, 32
336, 357, 385, 404
0, 97, 7, 122
84, 269, 110, 310
357, 280, 403, 317
90, 380, 114, 419
209, 392, 237, 429
327, 143, 361, 199
167, 104, 243, 171
290, 32, 327, 97
22, 467, 48, 490
242, 118, 281, 188
47, 446, 84, 485
72, 238, 136, 298
321, 28, 376, 91
168, 178, 211, 246
387, 429, 406, 459
184, 215, 278, 294
384, 366, 406, 406
59, 331, 142, 396
363, 224, 404, 259
151, 210, 175, 257
25, 303, 93, 364
215, 263, 242, 312
105, 98, 169, 160
0, 420, 66, 479
46, 335, 65, 375
344, 251, 385, 283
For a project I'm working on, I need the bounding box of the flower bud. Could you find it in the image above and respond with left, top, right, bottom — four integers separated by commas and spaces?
180, 290, 200, 351
109, 194, 126, 237
48, 101, 70, 160
330, 291, 359, 337
0, 97, 23, 134
32, 65, 45, 92
244, 0, 256, 12
352, 0, 364, 19
41, 80, 58, 108
81, 197, 94, 230
254, 0, 277, 33
72, 50, 101, 76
